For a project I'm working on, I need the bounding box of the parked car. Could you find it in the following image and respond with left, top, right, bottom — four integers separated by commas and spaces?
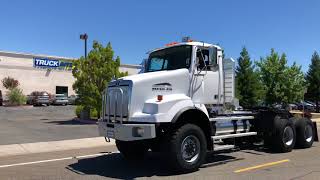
29, 91, 50, 106
0, 90, 3, 106
52, 94, 68, 105
288, 103, 298, 110
67, 95, 78, 105
297, 101, 315, 112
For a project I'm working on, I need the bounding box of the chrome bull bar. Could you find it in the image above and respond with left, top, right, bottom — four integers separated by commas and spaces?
102, 87, 124, 124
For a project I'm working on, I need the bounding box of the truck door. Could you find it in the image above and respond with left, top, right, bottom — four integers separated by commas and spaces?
191, 47, 222, 104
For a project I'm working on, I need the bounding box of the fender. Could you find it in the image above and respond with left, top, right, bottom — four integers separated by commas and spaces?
172, 106, 208, 123
170, 105, 215, 150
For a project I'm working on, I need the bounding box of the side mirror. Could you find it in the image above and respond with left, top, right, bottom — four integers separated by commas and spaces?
139, 58, 148, 73
143, 58, 148, 68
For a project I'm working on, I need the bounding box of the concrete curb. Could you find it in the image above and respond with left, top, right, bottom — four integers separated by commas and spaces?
0, 137, 115, 157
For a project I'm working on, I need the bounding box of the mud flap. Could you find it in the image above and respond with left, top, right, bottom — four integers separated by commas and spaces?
313, 122, 319, 142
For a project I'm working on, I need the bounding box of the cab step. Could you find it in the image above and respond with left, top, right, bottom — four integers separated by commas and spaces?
214, 144, 235, 151
212, 132, 257, 140
210, 115, 254, 122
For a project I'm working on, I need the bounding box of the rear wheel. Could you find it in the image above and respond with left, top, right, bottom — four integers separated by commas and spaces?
270, 118, 296, 152
165, 124, 207, 172
116, 140, 149, 160
292, 117, 314, 148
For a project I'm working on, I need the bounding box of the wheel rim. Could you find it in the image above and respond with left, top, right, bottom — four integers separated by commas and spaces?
283, 126, 294, 146
181, 135, 200, 163
305, 124, 313, 142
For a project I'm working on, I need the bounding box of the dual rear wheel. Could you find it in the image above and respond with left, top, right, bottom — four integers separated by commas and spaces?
265, 117, 314, 152
291, 117, 314, 148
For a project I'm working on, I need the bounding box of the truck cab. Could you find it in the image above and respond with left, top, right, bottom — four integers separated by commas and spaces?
99, 41, 226, 139
98, 40, 316, 172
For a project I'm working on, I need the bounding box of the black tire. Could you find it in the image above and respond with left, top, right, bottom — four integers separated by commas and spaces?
165, 124, 207, 172
116, 140, 148, 160
292, 117, 314, 148
271, 118, 296, 153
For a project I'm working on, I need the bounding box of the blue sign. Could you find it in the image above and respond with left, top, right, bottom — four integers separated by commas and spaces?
34, 58, 73, 70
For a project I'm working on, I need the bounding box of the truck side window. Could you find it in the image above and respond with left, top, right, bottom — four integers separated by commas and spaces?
197, 49, 210, 71
210, 47, 218, 65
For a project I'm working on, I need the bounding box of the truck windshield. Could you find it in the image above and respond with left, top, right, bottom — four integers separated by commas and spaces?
146, 45, 192, 72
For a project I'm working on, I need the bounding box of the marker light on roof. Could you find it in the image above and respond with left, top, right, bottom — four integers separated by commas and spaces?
165, 42, 179, 47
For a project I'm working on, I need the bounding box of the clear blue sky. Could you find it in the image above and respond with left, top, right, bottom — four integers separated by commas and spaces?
0, 0, 319, 71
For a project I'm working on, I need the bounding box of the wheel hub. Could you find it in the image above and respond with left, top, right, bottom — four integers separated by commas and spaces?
181, 135, 200, 163
283, 126, 294, 146
305, 124, 313, 142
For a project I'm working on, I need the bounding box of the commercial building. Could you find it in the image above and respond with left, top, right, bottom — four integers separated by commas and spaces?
0, 51, 140, 97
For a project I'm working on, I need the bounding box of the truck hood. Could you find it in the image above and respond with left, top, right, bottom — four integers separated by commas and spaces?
120, 69, 190, 118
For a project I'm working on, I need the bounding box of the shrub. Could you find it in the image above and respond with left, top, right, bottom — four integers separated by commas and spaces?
75, 105, 98, 120
6, 88, 26, 105
75, 105, 84, 118
2, 77, 19, 90
90, 108, 98, 119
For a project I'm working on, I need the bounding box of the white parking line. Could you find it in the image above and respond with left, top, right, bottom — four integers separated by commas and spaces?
0, 152, 113, 169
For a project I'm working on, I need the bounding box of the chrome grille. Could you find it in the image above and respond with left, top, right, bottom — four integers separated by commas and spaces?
102, 82, 130, 123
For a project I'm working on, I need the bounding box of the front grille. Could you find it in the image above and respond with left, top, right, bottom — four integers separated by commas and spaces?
102, 81, 131, 124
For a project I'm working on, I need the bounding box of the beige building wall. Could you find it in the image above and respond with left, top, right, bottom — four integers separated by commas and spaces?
0, 51, 141, 98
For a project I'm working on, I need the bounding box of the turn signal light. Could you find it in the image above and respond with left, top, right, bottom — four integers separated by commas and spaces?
157, 95, 163, 101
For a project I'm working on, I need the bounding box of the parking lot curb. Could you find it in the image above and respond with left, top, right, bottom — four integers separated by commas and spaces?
0, 137, 114, 157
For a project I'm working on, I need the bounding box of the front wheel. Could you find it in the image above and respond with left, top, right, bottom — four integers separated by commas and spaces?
165, 124, 207, 172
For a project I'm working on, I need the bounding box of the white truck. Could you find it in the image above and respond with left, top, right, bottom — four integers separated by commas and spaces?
98, 39, 318, 172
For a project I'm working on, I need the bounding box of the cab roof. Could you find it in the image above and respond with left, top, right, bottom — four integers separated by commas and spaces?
148, 41, 222, 54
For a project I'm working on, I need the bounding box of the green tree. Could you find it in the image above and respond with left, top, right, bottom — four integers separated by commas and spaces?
256, 49, 305, 105
72, 41, 128, 118
236, 47, 262, 108
305, 51, 320, 112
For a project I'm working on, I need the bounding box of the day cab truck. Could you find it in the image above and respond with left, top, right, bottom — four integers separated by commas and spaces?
98, 39, 318, 172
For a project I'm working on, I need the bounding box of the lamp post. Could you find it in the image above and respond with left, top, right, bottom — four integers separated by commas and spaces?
80, 33, 88, 59
79, 33, 90, 120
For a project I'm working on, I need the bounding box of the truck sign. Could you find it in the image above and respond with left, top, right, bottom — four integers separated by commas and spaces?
33, 58, 73, 70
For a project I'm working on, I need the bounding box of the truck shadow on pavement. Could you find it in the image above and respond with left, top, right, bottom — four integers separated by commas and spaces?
67, 152, 240, 179
45, 119, 97, 125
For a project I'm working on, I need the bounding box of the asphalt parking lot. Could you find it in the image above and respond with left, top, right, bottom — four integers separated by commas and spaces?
0, 133, 319, 180
0, 105, 98, 145
1, 106, 320, 179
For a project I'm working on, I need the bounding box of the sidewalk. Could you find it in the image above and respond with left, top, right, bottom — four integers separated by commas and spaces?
0, 137, 115, 157
312, 118, 320, 123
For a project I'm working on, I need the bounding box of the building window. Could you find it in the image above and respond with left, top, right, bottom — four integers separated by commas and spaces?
56, 86, 68, 96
